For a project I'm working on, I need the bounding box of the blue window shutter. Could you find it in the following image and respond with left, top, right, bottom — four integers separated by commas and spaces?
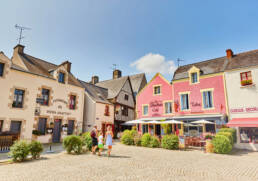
203, 92, 207, 108
180, 95, 183, 110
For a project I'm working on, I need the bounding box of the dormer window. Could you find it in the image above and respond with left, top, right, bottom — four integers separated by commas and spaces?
0, 63, 4, 77
154, 85, 161, 95
240, 71, 252, 86
58, 72, 65, 83
191, 72, 198, 83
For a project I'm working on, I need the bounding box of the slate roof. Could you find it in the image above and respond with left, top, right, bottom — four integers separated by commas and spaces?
173, 49, 258, 81
11, 53, 82, 87
96, 76, 128, 99
79, 80, 111, 104
129, 73, 147, 94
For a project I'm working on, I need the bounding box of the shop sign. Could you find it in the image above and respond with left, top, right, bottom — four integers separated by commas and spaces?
230, 107, 258, 114
191, 102, 201, 107
46, 110, 71, 116
150, 100, 162, 113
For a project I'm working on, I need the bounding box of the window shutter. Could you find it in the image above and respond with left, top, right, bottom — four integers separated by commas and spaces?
203, 92, 206, 108
180, 95, 183, 110
38, 118, 46, 135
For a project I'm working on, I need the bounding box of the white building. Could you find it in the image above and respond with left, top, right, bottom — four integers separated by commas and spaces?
225, 49, 258, 151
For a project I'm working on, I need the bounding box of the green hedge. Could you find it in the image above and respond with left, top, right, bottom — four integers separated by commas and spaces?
161, 135, 179, 150
141, 133, 152, 147
63, 135, 83, 154
219, 128, 236, 143
121, 130, 134, 145
217, 132, 233, 146
150, 136, 160, 148
81, 132, 92, 151
212, 135, 232, 154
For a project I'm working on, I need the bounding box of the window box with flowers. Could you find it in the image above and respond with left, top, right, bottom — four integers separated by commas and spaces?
241, 79, 253, 86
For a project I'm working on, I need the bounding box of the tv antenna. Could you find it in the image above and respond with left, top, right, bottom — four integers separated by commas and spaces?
15, 24, 31, 44
177, 58, 184, 67
110, 64, 118, 71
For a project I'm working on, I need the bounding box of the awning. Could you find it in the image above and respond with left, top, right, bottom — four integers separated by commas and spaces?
173, 114, 223, 121
227, 118, 258, 127
139, 117, 171, 121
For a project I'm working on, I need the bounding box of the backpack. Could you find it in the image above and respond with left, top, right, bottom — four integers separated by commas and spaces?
90, 130, 96, 138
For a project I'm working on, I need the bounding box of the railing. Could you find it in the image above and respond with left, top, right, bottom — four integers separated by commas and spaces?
0, 132, 19, 153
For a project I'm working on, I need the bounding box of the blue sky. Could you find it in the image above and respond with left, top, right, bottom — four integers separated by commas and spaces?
1, 0, 258, 81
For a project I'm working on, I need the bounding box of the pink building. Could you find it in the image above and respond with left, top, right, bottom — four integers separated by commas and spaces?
172, 60, 228, 134
136, 73, 174, 135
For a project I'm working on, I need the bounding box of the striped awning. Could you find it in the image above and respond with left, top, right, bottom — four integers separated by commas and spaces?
227, 118, 258, 127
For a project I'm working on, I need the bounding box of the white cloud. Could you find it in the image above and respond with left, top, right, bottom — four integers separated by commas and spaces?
130, 53, 177, 75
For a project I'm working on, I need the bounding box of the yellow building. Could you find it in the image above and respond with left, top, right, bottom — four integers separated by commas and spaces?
0, 45, 84, 143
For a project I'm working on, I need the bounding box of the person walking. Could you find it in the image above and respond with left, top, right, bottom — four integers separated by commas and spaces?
98, 131, 104, 156
90, 125, 98, 154
105, 126, 113, 157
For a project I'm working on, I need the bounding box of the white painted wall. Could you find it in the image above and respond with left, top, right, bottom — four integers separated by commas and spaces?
225, 67, 258, 120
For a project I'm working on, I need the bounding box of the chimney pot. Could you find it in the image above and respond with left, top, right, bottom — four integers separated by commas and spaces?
92, 76, 99, 84
113, 69, 122, 79
226, 49, 233, 59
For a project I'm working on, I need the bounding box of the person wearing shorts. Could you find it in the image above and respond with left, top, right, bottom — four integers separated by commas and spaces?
105, 126, 113, 157
98, 131, 104, 156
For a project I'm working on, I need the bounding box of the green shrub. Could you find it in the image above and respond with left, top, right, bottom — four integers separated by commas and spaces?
161, 135, 179, 150
81, 132, 92, 151
130, 129, 138, 137
63, 135, 82, 154
217, 132, 233, 146
205, 134, 214, 140
134, 135, 142, 146
9, 140, 30, 162
150, 136, 160, 148
141, 133, 152, 147
121, 130, 134, 145
212, 135, 232, 154
219, 128, 236, 143
29, 141, 43, 159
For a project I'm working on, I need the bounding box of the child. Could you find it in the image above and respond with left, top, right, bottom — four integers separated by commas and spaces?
105, 126, 113, 157
98, 131, 104, 156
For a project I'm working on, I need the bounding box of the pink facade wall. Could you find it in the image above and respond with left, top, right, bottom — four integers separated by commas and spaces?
173, 75, 227, 115
137, 74, 173, 119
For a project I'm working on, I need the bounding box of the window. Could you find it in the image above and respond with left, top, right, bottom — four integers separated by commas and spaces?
143, 105, 148, 115
58, 72, 65, 83
202, 91, 213, 109
164, 102, 172, 114
38, 118, 47, 135
180, 94, 189, 110
240, 127, 258, 143
0, 120, 3, 132
122, 106, 128, 116
10, 121, 22, 134
41, 89, 50, 106
124, 94, 129, 100
0, 63, 4, 77
12, 89, 25, 108
69, 95, 76, 110
240, 71, 252, 86
154, 86, 161, 95
191, 72, 198, 83
104, 105, 110, 116
67, 120, 74, 135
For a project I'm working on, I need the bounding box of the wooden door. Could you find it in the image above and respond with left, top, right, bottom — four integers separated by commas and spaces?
67, 120, 74, 135
53, 120, 62, 143
10, 121, 22, 134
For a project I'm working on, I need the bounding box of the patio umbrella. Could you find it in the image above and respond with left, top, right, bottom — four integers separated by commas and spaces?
191, 120, 214, 124
164, 120, 183, 124
147, 120, 161, 124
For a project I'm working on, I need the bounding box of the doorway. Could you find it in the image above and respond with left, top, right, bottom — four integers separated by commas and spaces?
155, 125, 161, 136
67, 120, 74, 135
53, 119, 62, 143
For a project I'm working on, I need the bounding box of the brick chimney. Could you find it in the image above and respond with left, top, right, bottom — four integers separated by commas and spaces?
91, 76, 99, 84
226, 49, 233, 59
113, 69, 122, 79
13, 44, 25, 55
61, 61, 72, 72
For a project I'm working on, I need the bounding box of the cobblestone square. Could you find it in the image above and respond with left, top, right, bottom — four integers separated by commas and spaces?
0, 142, 258, 181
